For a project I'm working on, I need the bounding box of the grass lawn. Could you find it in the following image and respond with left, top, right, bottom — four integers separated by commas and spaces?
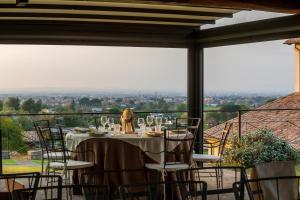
31, 160, 47, 165
3, 166, 41, 174
3, 159, 17, 165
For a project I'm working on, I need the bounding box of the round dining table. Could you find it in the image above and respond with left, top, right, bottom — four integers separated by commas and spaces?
68, 129, 192, 197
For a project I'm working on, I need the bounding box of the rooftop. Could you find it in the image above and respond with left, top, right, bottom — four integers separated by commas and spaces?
206, 92, 300, 149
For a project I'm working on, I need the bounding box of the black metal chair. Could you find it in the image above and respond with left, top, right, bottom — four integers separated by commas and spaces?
12, 175, 62, 200
81, 184, 110, 200
144, 125, 199, 200
119, 180, 207, 200
233, 176, 300, 200
119, 183, 160, 200
33, 120, 52, 173
177, 166, 245, 200
81, 168, 159, 199
175, 117, 201, 135
145, 126, 198, 172
0, 172, 40, 200
35, 124, 94, 200
177, 180, 207, 200
192, 122, 233, 165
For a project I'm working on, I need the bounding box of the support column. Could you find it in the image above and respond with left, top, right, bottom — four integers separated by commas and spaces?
188, 44, 204, 154
0, 128, 2, 175
295, 44, 300, 92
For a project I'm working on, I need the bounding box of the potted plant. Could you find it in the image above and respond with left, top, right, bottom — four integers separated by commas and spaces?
224, 128, 299, 199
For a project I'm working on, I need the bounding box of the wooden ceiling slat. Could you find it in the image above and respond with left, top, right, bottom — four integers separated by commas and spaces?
0, 8, 220, 20
145, 0, 300, 14
28, 0, 238, 13
0, 12, 215, 24
0, 3, 233, 18
0, 0, 240, 28
0, 17, 202, 26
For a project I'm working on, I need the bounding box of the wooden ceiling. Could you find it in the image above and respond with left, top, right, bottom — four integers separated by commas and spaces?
147, 0, 300, 14
0, 0, 240, 28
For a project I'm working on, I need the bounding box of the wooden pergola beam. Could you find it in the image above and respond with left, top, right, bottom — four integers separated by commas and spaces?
0, 20, 193, 48
148, 0, 300, 14
194, 14, 300, 47
0, 3, 234, 18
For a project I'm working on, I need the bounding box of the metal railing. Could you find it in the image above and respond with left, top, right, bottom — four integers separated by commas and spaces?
1, 108, 300, 174
203, 108, 300, 150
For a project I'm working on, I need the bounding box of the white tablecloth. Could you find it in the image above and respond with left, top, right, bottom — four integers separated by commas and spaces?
66, 131, 190, 163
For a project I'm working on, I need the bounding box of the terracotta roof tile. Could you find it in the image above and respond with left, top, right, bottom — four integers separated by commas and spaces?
205, 92, 300, 149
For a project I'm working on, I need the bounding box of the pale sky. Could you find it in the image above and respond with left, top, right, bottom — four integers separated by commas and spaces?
0, 11, 296, 95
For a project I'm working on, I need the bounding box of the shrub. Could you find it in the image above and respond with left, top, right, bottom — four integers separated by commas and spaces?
224, 128, 299, 168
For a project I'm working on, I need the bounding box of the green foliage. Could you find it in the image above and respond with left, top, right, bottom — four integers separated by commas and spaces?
176, 103, 187, 111
0, 117, 28, 153
109, 107, 121, 114
5, 97, 20, 110
205, 104, 249, 128
0, 100, 3, 111
90, 98, 101, 106
65, 100, 76, 111
21, 98, 42, 113
16, 116, 33, 131
63, 115, 89, 127
79, 97, 90, 106
224, 128, 299, 168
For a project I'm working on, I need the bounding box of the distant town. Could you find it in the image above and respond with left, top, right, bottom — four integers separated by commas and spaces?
0, 91, 285, 156
0, 92, 280, 114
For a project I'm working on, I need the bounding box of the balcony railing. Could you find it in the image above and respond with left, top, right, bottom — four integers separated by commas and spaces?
1, 108, 300, 174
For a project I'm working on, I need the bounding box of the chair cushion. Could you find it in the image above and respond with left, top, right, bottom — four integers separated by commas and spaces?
49, 160, 94, 170
145, 163, 189, 171
192, 154, 221, 162
43, 151, 70, 159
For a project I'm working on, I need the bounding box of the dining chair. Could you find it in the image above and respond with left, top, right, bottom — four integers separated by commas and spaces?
33, 120, 51, 173
177, 166, 245, 200
12, 175, 62, 200
81, 184, 110, 200
233, 176, 300, 200
119, 180, 207, 200
33, 120, 72, 174
119, 183, 160, 200
81, 168, 159, 199
177, 180, 207, 200
35, 125, 94, 193
144, 126, 198, 200
175, 117, 201, 135
0, 172, 40, 200
192, 122, 233, 165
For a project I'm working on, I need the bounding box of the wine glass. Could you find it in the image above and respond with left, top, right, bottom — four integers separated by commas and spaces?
155, 117, 162, 132
100, 116, 108, 131
155, 117, 162, 126
108, 118, 115, 131
138, 118, 145, 134
146, 116, 154, 128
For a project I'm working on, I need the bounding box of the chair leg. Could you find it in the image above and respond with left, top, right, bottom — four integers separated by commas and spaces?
161, 170, 167, 200
41, 157, 44, 174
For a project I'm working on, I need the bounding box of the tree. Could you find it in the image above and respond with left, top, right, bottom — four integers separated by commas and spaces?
21, 98, 42, 113
90, 98, 101, 106
205, 104, 249, 128
109, 107, 121, 114
35, 99, 42, 113
16, 116, 33, 131
176, 103, 187, 111
5, 97, 20, 110
65, 99, 76, 111
79, 97, 90, 106
0, 117, 28, 153
0, 100, 3, 111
